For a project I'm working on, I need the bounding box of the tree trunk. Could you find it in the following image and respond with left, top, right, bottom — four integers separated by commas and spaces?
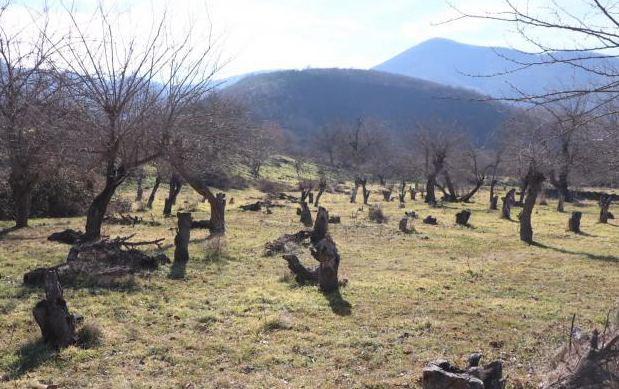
163, 174, 183, 216
84, 174, 125, 241
362, 184, 370, 205
311, 206, 329, 244
174, 212, 192, 264
146, 175, 161, 209
459, 180, 484, 203
314, 179, 326, 207
501, 189, 516, 219
300, 201, 313, 227
557, 193, 565, 212
599, 195, 612, 223
208, 193, 226, 236
519, 171, 545, 244
382, 189, 392, 202
350, 183, 359, 203
442, 171, 458, 202
135, 174, 144, 201
425, 175, 437, 205
567, 211, 582, 233
489, 179, 497, 209
308, 192, 314, 205
490, 195, 499, 210
32, 269, 77, 349
9, 171, 34, 228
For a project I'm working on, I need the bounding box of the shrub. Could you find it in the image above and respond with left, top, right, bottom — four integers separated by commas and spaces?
368, 205, 387, 223
257, 179, 294, 194
77, 323, 103, 349
0, 170, 95, 220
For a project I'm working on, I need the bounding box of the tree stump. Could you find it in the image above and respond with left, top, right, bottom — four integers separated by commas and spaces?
456, 210, 472, 226
423, 216, 438, 225
599, 194, 613, 223
501, 189, 516, 219
32, 270, 77, 349
399, 217, 414, 234
174, 212, 192, 263
328, 215, 341, 224
208, 193, 226, 236
557, 193, 565, 212
382, 189, 392, 202
300, 202, 313, 227
311, 207, 329, 244
490, 195, 499, 210
409, 187, 417, 200
567, 211, 582, 233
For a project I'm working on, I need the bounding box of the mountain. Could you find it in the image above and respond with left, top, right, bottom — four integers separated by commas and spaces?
222, 68, 510, 142
374, 38, 611, 98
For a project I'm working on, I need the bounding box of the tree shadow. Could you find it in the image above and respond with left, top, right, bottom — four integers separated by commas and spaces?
7, 339, 57, 380
168, 260, 188, 279
532, 242, 618, 263
323, 289, 352, 316
0, 226, 20, 240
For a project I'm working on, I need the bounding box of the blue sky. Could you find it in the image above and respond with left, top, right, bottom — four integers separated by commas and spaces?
9, 0, 594, 78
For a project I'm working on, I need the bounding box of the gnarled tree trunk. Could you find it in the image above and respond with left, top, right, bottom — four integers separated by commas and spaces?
501, 189, 516, 219
84, 169, 126, 241
135, 173, 144, 201
9, 170, 35, 228
163, 174, 183, 216
425, 174, 437, 205
146, 174, 161, 209
32, 270, 77, 349
520, 170, 545, 244
300, 201, 313, 227
599, 195, 613, 223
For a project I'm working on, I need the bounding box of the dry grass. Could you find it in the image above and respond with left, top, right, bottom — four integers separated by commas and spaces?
0, 173, 617, 388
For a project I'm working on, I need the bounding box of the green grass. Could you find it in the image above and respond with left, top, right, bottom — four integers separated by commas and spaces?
0, 165, 617, 388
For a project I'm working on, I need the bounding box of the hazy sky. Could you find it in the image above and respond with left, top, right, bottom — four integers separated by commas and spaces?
9, 0, 593, 78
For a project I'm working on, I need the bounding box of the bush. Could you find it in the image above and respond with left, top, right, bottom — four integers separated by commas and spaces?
77, 323, 103, 349
0, 170, 95, 220
106, 197, 133, 215
368, 205, 387, 223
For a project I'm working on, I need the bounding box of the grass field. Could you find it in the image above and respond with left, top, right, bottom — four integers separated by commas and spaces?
0, 164, 617, 388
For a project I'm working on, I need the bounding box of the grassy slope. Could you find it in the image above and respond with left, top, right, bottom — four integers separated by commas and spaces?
0, 161, 617, 388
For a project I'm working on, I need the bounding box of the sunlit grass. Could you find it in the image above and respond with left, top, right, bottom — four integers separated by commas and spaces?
0, 161, 617, 387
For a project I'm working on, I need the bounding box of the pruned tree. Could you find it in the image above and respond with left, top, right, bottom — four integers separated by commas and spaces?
0, 3, 67, 228
50, 6, 209, 240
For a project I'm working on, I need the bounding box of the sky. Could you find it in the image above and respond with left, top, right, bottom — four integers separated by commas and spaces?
6, 0, 597, 78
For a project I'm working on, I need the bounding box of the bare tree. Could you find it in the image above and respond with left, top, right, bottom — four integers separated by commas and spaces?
0, 3, 66, 228
51, 5, 219, 240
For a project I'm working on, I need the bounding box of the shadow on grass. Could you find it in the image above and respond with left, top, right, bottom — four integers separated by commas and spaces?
8, 339, 57, 380
324, 289, 352, 316
0, 225, 19, 239
532, 242, 618, 263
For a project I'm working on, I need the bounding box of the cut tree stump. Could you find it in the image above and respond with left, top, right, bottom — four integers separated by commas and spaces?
399, 217, 414, 234
174, 212, 192, 264
281, 207, 343, 293
567, 211, 582, 233
599, 194, 613, 223
299, 202, 313, 227
456, 210, 472, 226
32, 270, 78, 349
423, 216, 438, 225
490, 196, 498, 211
501, 189, 516, 219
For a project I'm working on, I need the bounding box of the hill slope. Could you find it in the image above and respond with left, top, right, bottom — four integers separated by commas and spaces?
222, 68, 510, 142
374, 38, 610, 98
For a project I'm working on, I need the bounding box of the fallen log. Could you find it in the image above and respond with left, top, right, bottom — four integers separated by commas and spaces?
264, 230, 312, 257
422, 354, 506, 389
423, 216, 438, 225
